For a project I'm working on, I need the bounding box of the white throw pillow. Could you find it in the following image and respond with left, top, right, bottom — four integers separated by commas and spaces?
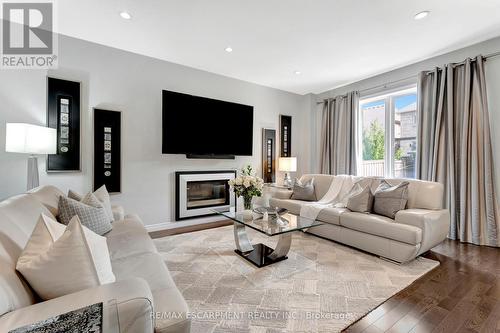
16, 214, 116, 300
94, 185, 114, 222
68, 185, 115, 223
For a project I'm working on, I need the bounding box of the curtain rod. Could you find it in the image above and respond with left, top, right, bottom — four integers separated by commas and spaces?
316, 51, 500, 105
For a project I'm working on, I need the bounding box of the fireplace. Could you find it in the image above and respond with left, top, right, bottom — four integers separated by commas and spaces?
175, 171, 236, 220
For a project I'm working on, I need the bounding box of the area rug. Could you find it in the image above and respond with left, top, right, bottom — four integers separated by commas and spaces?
154, 226, 439, 333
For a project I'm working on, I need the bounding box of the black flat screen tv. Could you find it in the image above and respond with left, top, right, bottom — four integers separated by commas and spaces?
162, 90, 254, 157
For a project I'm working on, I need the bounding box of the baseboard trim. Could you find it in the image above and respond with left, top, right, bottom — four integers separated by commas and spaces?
149, 219, 232, 238
144, 214, 229, 232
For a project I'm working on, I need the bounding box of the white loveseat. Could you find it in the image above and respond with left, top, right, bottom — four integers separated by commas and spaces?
270, 174, 450, 263
0, 185, 190, 333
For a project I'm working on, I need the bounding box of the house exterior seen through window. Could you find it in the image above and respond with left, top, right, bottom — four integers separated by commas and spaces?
359, 86, 417, 179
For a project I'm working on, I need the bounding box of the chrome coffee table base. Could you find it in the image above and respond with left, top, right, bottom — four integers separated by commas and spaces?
233, 222, 292, 268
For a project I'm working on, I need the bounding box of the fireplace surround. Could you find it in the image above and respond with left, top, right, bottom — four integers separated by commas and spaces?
175, 170, 237, 220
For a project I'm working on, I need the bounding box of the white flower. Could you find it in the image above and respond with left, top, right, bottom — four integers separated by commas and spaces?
243, 180, 251, 188
228, 179, 235, 186
235, 177, 243, 186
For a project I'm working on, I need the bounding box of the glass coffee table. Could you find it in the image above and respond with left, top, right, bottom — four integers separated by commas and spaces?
212, 209, 323, 268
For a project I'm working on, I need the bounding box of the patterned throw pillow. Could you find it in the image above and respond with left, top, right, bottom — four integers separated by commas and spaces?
68, 185, 114, 223
373, 180, 409, 219
291, 178, 316, 201
68, 189, 83, 201
58, 194, 112, 235
346, 183, 374, 213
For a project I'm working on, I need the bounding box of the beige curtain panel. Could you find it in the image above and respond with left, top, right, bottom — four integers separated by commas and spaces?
320, 91, 359, 175
417, 55, 500, 246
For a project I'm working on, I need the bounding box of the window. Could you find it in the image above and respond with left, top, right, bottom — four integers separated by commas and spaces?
359, 86, 417, 178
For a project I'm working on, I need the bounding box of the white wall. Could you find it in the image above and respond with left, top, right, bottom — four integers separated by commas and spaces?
313, 36, 500, 196
0, 34, 311, 226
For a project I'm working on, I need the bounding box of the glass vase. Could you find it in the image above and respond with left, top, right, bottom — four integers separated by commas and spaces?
243, 195, 253, 210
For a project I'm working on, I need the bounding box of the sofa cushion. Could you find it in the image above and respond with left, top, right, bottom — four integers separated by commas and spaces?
316, 207, 348, 225
0, 195, 50, 316
111, 253, 190, 332
106, 218, 158, 260
28, 186, 65, 217
154, 288, 191, 333
0, 194, 53, 243
340, 212, 422, 245
112, 252, 174, 291
0, 256, 35, 317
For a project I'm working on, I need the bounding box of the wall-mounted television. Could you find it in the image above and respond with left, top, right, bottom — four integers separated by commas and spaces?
162, 90, 254, 158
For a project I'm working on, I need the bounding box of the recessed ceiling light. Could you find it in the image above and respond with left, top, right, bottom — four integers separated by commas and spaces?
414, 11, 430, 20
294, 71, 301, 75
120, 11, 132, 20
225, 47, 233, 53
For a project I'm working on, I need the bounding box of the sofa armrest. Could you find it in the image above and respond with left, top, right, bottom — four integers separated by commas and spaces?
112, 204, 125, 221
0, 278, 154, 333
395, 209, 450, 255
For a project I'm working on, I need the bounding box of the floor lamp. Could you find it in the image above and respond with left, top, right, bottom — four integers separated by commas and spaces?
5, 123, 57, 190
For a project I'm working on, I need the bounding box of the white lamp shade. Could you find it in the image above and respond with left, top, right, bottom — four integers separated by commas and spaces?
278, 157, 297, 172
5, 123, 57, 154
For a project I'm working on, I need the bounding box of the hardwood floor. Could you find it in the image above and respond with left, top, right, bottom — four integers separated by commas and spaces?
151, 223, 500, 332
344, 240, 500, 333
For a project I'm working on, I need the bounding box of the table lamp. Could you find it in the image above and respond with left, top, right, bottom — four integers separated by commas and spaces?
278, 157, 297, 189
5, 123, 57, 190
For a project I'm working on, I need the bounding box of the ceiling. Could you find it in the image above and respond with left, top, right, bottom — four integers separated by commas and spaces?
57, 0, 500, 95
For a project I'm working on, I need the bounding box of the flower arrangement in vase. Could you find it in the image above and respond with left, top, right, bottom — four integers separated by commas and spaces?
228, 165, 264, 211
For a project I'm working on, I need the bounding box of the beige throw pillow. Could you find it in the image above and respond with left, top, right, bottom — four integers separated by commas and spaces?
290, 178, 316, 201
346, 184, 374, 213
16, 214, 115, 300
373, 180, 409, 218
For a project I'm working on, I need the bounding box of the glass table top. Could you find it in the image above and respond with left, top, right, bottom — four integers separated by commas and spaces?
212, 208, 324, 236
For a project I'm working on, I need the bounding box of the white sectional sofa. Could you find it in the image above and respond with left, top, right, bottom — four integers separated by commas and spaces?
0, 185, 190, 333
269, 174, 450, 263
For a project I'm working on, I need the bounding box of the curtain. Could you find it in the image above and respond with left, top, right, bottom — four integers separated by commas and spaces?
417, 55, 500, 246
320, 91, 359, 175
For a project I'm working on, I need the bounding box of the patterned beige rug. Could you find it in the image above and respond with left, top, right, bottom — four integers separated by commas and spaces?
154, 225, 439, 333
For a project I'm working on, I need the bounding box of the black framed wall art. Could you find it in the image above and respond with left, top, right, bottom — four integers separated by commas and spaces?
279, 115, 292, 157
262, 128, 276, 183
94, 109, 121, 193
47, 77, 81, 171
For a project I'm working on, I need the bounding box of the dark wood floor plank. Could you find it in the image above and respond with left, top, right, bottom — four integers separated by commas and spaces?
372, 293, 423, 331
479, 301, 500, 333
408, 306, 449, 333
344, 239, 500, 333
386, 295, 439, 333
459, 295, 496, 332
